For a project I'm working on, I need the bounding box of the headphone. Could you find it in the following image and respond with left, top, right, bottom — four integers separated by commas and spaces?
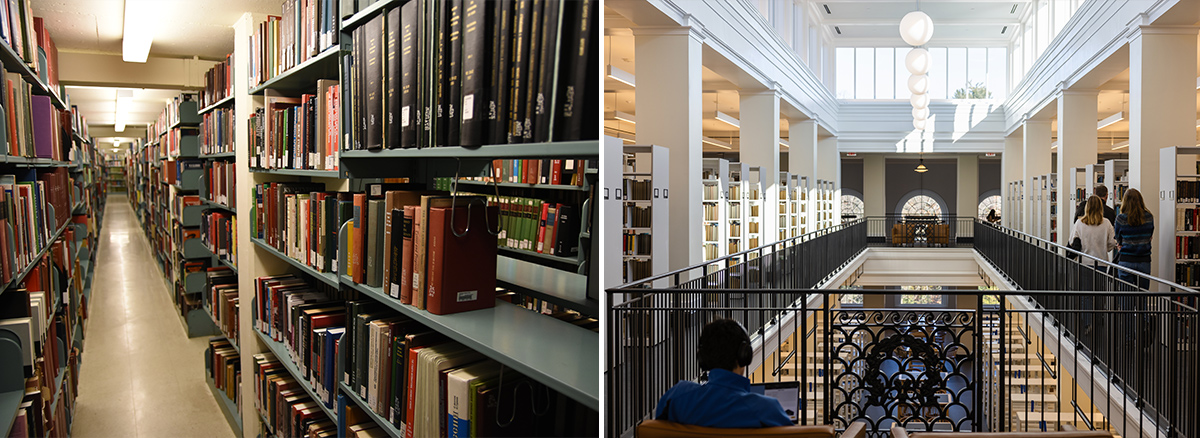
696, 319, 753, 370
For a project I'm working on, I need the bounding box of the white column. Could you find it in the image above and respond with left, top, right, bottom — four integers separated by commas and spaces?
1129, 25, 1199, 277
740, 89, 781, 241
1003, 134, 1023, 229
790, 120, 818, 229
818, 135, 840, 225
1056, 89, 1099, 246
233, 12, 264, 438
1023, 120, 1052, 233
634, 25, 705, 273
957, 154, 979, 219
863, 155, 886, 217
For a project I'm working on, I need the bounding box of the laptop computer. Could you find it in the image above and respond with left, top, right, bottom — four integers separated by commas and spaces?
749, 381, 800, 423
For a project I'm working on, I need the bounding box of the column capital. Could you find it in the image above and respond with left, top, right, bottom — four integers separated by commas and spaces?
632, 22, 706, 42
741, 88, 780, 98
1129, 24, 1200, 40
1057, 83, 1098, 98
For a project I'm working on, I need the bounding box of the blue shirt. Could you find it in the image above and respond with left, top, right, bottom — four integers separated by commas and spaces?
654, 369, 792, 428
1114, 211, 1154, 262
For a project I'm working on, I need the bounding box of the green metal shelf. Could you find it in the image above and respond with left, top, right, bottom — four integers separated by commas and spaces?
203, 240, 238, 275
200, 151, 236, 159
455, 179, 587, 192
250, 168, 341, 178
0, 39, 65, 110
47, 365, 66, 414
198, 95, 235, 115
249, 47, 341, 95
0, 156, 70, 167
251, 237, 338, 287
204, 310, 239, 355
498, 246, 582, 266
341, 0, 403, 31
254, 330, 339, 423
336, 275, 598, 409
339, 382, 401, 438
206, 374, 243, 437
340, 141, 598, 160
202, 198, 237, 213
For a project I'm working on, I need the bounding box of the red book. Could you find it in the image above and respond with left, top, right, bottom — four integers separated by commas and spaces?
351, 193, 366, 284
400, 205, 416, 305
535, 202, 548, 253
404, 345, 425, 438
550, 159, 562, 185
426, 206, 498, 315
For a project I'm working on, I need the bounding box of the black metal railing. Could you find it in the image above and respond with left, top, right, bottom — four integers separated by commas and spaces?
608, 289, 1199, 438
865, 214, 975, 248
607, 218, 1200, 438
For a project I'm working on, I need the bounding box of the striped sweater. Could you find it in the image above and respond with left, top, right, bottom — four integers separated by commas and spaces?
1114, 211, 1154, 263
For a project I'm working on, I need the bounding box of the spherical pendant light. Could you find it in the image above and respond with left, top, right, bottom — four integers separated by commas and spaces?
905, 48, 930, 75
900, 11, 934, 46
908, 74, 929, 95
913, 119, 927, 131
912, 107, 929, 121
910, 92, 930, 110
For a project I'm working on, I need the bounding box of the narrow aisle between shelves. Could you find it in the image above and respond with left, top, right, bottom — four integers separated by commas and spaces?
69, 194, 235, 438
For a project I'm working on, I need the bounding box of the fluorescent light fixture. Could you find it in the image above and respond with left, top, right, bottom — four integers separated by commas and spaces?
1195, 118, 1200, 128
1050, 140, 1058, 150
1097, 111, 1124, 130
613, 110, 635, 124
779, 139, 789, 148
122, 0, 154, 63
1112, 140, 1130, 150
1196, 76, 1199, 89
606, 65, 635, 87
715, 111, 740, 129
621, 137, 635, 144
114, 89, 133, 132
702, 136, 733, 150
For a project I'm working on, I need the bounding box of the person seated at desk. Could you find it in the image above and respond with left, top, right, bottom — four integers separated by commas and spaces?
654, 318, 792, 428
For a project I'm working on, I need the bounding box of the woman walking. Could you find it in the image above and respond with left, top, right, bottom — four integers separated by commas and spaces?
1113, 188, 1153, 289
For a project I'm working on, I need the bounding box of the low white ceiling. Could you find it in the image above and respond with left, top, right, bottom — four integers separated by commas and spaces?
66, 85, 189, 128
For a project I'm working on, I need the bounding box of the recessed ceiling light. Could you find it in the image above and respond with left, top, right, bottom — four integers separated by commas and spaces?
1010, 4, 1018, 14
835, 26, 842, 35
1001, 26, 1008, 34
823, 4, 831, 14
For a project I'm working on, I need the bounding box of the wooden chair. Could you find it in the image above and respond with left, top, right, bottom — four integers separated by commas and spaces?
637, 419, 867, 438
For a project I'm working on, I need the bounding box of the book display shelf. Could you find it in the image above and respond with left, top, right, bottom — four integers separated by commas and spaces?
1104, 159, 1129, 210
201, 1, 603, 437
728, 162, 748, 255
814, 179, 833, 230
746, 167, 763, 249
609, 142, 667, 286
1044, 174, 1058, 242
778, 172, 790, 241
1070, 167, 1086, 205
1005, 180, 1023, 230
701, 158, 729, 269
1158, 147, 1200, 286
797, 175, 808, 235
0, 23, 108, 436
1085, 163, 1104, 201
104, 159, 125, 193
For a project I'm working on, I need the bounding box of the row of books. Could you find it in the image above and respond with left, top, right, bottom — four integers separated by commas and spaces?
207, 338, 241, 413
624, 205, 650, 228
206, 160, 236, 208
169, 194, 200, 224
703, 185, 720, 201
1176, 236, 1200, 261
1175, 263, 1200, 287
0, 1, 40, 81
253, 351, 337, 438
491, 195, 578, 257
165, 159, 203, 186
201, 54, 234, 108
2, 74, 71, 160
0, 170, 71, 284
249, 86, 341, 171
624, 259, 650, 282
150, 94, 200, 136
623, 231, 650, 256
249, 0, 341, 88
202, 210, 238, 270
1178, 180, 1200, 204
704, 223, 718, 241
492, 159, 586, 186
623, 179, 651, 201
163, 125, 199, 158
343, 0, 597, 151
205, 268, 239, 343
201, 108, 234, 155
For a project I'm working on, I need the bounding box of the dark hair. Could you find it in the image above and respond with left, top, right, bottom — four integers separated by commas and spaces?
1121, 188, 1147, 226
697, 319, 752, 371
1094, 185, 1108, 199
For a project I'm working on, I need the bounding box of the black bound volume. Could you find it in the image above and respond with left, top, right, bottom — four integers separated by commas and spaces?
459, 0, 490, 147
521, 0, 544, 143
365, 15, 384, 150
352, 25, 364, 150
554, 0, 595, 141
487, 0, 513, 145
420, 0, 433, 148
386, 208, 405, 294
508, 0, 533, 144
399, 1, 417, 148
446, 0, 463, 147
434, 1, 449, 147
534, 0, 562, 142
386, 7, 401, 148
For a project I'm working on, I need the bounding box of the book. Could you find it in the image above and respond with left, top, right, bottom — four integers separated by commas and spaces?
385, 6, 401, 149
487, 0, 513, 145
446, 0, 463, 146
554, 0, 597, 141
459, 0, 490, 147
400, 205, 417, 304
427, 206, 498, 315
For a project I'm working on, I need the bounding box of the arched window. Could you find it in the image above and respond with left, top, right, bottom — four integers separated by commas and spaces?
902, 195, 942, 217
978, 195, 1002, 219
841, 195, 864, 219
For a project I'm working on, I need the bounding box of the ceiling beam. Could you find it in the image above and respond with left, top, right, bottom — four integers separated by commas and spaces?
819, 18, 1021, 26
57, 52, 217, 90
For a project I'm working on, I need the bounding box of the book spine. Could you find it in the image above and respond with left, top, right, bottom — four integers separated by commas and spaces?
446, 0, 463, 147
386, 7, 401, 149
487, 0, 512, 145
521, 0, 543, 143
459, 0, 488, 147
508, 0, 531, 144
365, 16, 383, 150
399, 1, 417, 148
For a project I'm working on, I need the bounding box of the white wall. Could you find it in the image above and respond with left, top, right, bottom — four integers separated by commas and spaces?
837, 101, 1007, 154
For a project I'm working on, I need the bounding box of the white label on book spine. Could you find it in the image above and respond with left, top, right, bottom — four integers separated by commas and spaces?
390, 284, 399, 297
401, 106, 410, 127
456, 290, 478, 302
462, 95, 474, 121
326, 156, 335, 170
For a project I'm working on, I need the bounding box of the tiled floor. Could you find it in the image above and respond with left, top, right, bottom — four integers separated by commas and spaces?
70, 194, 237, 438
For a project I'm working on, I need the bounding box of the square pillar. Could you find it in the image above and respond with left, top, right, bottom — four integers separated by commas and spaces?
634, 25, 705, 273
818, 135, 840, 226
957, 154, 979, 219
1002, 133, 1023, 229
1057, 89, 1099, 246
740, 90, 781, 241
864, 155, 886, 217
790, 120, 818, 229
1023, 120, 1052, 233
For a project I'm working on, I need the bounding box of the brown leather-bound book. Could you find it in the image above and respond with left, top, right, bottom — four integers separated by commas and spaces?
426, 205, 498, 315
